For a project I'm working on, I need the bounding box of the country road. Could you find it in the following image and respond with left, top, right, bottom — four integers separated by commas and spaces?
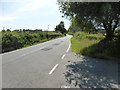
2, 35, 72, 88
2, 35, 119, 88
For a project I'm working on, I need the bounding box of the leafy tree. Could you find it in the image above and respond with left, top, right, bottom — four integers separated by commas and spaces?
68, 17, 81, 34
58, 2, 120, 41
55, 21, 67, 34
68, 17, 96, 34
2, 29, 5, 32
6, 29, 11, 32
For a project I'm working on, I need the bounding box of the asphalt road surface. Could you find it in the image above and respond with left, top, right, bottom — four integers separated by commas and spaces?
2, 35, 72, 88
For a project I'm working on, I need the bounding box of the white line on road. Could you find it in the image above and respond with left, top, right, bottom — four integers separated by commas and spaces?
61, 54, 66, 59
49, 64, 59, 75
66, 43, 71, 52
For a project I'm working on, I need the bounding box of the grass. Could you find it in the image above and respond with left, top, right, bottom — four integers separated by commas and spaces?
71, 32, 104, 54
71, 38, 99, 53
71, 32, 120, 61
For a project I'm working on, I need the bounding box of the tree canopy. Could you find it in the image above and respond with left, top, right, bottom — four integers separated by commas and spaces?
58, 2, 120, 41
55, 21, 67, 34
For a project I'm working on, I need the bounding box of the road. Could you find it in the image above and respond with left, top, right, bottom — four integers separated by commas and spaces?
2, 34, 119, 88
2, 35, 72, 88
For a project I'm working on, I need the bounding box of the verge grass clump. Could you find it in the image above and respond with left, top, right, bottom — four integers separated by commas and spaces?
71, 31, 119, 61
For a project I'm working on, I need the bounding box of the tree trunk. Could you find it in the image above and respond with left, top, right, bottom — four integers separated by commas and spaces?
105, 29, 114, 41
103, 22, 114, 41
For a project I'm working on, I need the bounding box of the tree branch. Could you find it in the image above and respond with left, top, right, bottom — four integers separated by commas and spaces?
112, 18, 119, 32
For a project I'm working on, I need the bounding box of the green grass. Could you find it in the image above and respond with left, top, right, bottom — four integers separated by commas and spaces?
71, 32, 104, 53
71, 38, 99, 53
71, 31, 120, 61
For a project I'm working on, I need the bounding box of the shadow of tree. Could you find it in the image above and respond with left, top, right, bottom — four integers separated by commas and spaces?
80, 40, 120, 61
65, 55, 119, 88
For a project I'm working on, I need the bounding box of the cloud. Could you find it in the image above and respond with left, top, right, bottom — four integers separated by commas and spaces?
19, 0, 50, 12
0, 16, 16, 21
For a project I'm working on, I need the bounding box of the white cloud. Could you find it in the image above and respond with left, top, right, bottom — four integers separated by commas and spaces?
19, 0, 50, 12
0, 16, 16, 21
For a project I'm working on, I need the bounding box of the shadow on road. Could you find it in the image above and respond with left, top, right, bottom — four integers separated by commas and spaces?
64, 55, 119, 88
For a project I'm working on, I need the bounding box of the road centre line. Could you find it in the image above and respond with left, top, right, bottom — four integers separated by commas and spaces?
61, 54, 66, 59
49, 64, 59, 75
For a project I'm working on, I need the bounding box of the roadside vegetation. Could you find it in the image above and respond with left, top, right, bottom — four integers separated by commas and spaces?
1, 30, 63, 53
71, 31, 120, 61
58, 2, 120, 61
71, 32, 104, 54
55, 21, 67, 35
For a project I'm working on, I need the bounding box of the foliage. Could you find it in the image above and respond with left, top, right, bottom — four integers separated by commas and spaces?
74, 32, 104, 40
71, 31, 120, 61
1, 30, 63, 53
55, 21, 67, 35
68, 17, 96, 34
58, 2, 120, 41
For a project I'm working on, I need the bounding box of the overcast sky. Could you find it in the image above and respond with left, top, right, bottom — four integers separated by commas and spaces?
0, 0, 70, 31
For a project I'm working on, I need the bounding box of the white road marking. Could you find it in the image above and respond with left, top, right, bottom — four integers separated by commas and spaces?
49, 64, 59, 75
61, 54, 65, 59
66, 42, 71, 52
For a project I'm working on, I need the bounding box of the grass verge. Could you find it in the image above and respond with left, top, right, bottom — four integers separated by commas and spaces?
71, 32, 119, 61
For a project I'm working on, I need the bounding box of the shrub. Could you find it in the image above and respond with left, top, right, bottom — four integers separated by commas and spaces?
2, 31, 63, 53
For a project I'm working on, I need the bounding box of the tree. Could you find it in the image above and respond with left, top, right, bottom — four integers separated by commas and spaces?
55, 21, 67, 34
7, 29, 11, 32
69, 17, 96, 34
58, 2, 120, 41
68, 17, 81, 34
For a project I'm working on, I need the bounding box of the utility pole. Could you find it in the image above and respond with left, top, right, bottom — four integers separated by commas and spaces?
3, 26, 5, 30
48, 25, 49, 31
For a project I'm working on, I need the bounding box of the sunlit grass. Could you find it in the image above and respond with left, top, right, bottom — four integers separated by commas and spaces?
71, 31, 119, 61
71, 38, 99, 54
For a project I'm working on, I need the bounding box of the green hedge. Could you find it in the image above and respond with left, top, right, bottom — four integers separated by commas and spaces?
1, 31, 63, 53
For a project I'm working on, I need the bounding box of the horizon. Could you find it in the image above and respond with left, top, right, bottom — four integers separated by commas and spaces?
0, 0, 70, 31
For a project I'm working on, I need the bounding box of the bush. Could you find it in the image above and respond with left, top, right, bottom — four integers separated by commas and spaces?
71, 31, 120, 61
2, 31, 63, 53
74, 31, 104, 40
